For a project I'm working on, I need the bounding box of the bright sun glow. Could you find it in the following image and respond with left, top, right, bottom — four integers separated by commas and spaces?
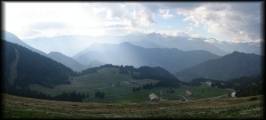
4, 2, 106, 39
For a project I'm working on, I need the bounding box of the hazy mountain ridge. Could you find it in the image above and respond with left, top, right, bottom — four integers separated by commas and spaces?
126, 33, 227, 56
74, 42, 219, 73
4, 32, 47, 56
3, 32, 89, 72
47, 52, 87, 72
176, 51, 262, 81
24, 32, 261, 57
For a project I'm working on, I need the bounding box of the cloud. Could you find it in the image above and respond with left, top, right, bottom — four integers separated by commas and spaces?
4, 2, 106, 38
175, 2, 262, 43
4, 2, 159, 39
96, 3, 155, 27
30, 22, 66, 30
131, 9, 155, 27
141, 2, 201, 11
159, 9, 174, 19
4, 2, 261, 43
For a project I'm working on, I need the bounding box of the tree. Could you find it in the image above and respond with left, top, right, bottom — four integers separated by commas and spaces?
94, 91, 105, 99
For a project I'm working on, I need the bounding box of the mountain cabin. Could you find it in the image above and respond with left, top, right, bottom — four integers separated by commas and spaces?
149, 93, 160, 102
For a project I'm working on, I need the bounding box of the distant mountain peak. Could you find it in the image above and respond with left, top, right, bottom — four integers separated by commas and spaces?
226, 51, 258, 58
231, 51, 243, 54
119, 42, 140, 48
49, 51, 60, 54
120, 42, 133, 45
4, 31, 47, 56
4, 32, 26, 45
48, 51, 65, 56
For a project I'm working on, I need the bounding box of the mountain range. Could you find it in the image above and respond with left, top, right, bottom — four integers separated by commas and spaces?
73, 42, 219, 73
4, 32, 262, 82
2, 39, 181, 94
2, 31, 263, 102
24, 32, 261, 56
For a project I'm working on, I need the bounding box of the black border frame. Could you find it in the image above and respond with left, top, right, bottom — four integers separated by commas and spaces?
0, 0, 265, 120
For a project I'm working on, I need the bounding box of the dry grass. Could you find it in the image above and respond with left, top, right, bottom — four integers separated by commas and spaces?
3, 94, 263, 119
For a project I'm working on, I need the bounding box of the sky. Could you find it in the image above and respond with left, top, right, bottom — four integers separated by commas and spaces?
4, 2, 262, 43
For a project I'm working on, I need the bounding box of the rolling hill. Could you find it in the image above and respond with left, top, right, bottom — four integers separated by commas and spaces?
28, 64, 184, 102
28, 64, 233, 102
176, 51, 262, 81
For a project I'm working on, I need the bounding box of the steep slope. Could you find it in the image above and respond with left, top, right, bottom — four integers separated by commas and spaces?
176, 51, 262, 81
74, 42, 219, 73
3, 41, 74, 90
3, 32, 47, 56
47, 52, 86, 72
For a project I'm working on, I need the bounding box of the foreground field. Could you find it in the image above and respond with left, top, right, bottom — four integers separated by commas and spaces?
3, 94, 263, 119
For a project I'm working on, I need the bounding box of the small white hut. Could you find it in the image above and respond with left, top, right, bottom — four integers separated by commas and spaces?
231, 91, 236, 97
149, 93, 160, 102
205, 81, 212, 86
185, 90, 192, 96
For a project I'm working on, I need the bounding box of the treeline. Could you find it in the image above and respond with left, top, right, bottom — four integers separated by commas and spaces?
226, 75, 262, 97
80, 64, 181, 87
189, 75, 262, 97
132, 83, 156, 92
119, 65, 181, 87
4, 87, 106, 102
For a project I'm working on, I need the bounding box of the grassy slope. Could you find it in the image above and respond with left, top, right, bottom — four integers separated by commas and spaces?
29, 67, 230, 102
3, 94, 263, 119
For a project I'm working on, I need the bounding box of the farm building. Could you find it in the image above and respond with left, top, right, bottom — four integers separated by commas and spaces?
185, 90, 192, 96
149, 93, 160, 102
231, 91, 236, 97
205, 81, 212, 86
